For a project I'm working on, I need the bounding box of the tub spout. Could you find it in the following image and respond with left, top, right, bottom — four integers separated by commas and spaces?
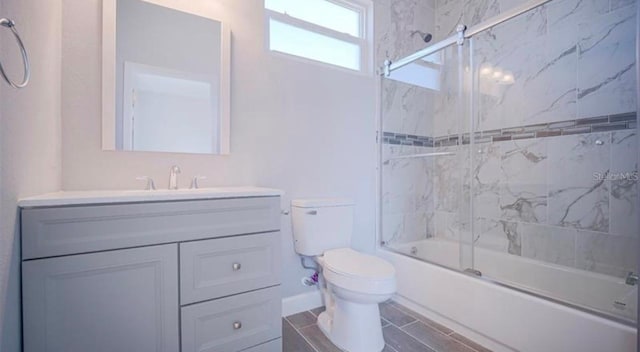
625, 272, 638, 286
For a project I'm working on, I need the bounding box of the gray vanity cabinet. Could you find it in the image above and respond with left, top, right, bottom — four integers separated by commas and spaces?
21, 196, 282, 352
22, 244, 180, 352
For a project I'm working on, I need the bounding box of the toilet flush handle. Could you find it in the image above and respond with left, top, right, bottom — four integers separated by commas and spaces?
307, 210, 318, 215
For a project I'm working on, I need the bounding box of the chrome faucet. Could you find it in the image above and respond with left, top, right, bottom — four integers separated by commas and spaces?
168, 165, 181, 190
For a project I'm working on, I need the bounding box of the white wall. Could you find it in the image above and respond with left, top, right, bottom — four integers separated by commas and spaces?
0, 0, 62, 351
61, 0, 378, 299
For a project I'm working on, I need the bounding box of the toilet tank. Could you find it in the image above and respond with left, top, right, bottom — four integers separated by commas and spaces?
291, 198, 354, 256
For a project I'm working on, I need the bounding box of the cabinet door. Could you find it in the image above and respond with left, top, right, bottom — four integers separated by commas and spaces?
22, 244, 179, 352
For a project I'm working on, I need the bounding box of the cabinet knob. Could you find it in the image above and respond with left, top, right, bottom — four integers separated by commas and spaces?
233, 321, 242, 330
232, 263, 241, 271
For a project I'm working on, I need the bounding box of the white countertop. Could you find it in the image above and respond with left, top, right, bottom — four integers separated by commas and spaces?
18, 187, 284, 208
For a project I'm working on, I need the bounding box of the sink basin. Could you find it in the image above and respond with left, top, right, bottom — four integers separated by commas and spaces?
18, 187, 284, 208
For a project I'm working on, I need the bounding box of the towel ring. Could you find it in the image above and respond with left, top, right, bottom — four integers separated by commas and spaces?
0, 18, 30, 89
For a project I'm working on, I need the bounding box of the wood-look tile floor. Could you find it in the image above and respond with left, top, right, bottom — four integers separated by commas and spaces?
283, 301, 492, 352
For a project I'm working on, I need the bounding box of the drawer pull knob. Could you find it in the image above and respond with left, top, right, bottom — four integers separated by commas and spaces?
233, 321, 242, 330
232, 263, 242, 271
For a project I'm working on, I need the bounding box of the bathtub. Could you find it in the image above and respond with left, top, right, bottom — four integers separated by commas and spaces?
378, 238, 638, 352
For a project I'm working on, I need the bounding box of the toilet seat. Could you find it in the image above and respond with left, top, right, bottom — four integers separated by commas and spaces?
320, 248, 396, 295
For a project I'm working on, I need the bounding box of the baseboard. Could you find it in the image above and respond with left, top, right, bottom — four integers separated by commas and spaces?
392, 294, 514, 352
281, 290, 323, 317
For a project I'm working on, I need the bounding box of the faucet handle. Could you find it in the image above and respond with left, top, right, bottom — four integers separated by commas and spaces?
190, 175, 207, 189
136, 176, 156, 191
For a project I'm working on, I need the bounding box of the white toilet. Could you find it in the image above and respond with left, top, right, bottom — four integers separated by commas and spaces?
291, 198, 396, 352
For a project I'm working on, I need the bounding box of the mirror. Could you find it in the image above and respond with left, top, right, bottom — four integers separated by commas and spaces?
102, 0, 230, 154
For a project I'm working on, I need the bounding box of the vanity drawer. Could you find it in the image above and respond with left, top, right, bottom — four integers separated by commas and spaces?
242, 339, 282, 352
180, 232, 280, 304
22, 197, 280, 259
181, 286, 281, 352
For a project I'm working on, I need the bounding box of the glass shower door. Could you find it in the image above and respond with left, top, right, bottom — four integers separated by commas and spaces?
467, 2, 638, 323
380, 42, 474, 272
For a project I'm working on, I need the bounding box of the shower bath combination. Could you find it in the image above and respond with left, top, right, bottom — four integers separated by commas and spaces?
378, 0, 638, 350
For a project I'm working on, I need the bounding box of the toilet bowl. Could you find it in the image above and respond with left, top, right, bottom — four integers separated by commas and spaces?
291, 199, 397, 352
316, 248, 396, 352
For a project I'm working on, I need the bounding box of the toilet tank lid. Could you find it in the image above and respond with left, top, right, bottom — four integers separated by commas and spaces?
291, 198, 354, 208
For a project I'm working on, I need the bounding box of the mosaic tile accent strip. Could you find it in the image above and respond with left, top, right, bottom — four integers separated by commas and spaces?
383, 132, 434, 147
383, 112, 637, 147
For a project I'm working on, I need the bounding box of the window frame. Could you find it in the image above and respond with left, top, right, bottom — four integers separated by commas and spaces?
264, 0, 372, 75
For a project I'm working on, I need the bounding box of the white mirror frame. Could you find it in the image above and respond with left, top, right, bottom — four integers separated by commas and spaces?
101, 0, 231, 154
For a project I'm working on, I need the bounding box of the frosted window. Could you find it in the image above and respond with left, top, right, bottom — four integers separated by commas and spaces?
265, 0, 361, 37
269, 19, 361, 71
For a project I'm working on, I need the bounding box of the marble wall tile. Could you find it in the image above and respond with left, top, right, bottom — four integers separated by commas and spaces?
463, 0, 500, 27
479, 1, 547, 55
382, 81, 405, 133
435, 0, 507, 39
416, 156, 436, 213
521, 223, 577, 267
577, 3, 637, 117
435, 145, 462, 211
576, 230, 639, 278
435, 210, 470, 240
382, 145, 437, 244
497, 0, 530, 12
382, 144, 419, 159
426, 212, 436, 238
382, 212, 404, 243
380, 25, 438, 135
380, 0, 437, 62
379, 0, 437, 137
435, 0, 636, 132
610, 130, 639, 237
474, 34, 577, 132
547, 133, 610, 232
382, 80, 434, 136
383, 147, 419, 215
499, 138, 548, 223
433, 144, 472, 237
383, 209, 435, 244
435, 0, 464, 38
433, 46, 470, 137
611, 0, 636, 10
404, 211, 433, 241
402, 86, 434, 137
472, 142, 501, 219
473, 218, 522, 255
547, 0, 610, 41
